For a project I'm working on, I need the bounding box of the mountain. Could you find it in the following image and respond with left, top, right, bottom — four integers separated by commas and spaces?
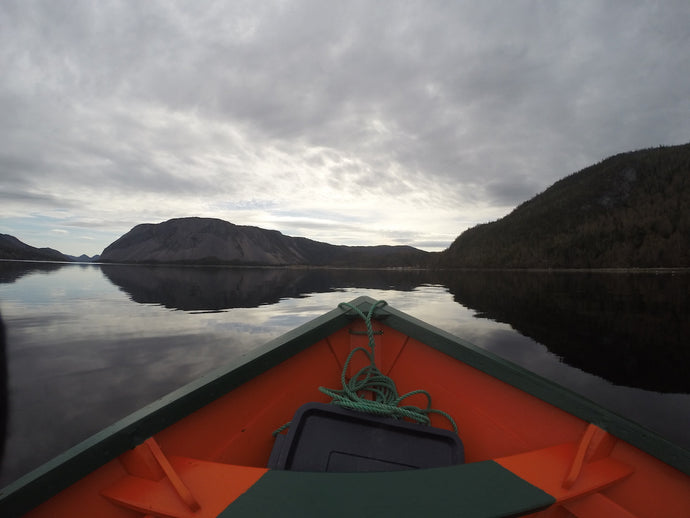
0, 234, 73, 262
99, 217, 429, 267
439, 143, 690, 268
66, 254, 99, 262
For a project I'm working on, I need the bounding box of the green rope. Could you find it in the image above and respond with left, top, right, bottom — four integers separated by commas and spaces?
318, 300, 458, 434
272, 300, 458, 436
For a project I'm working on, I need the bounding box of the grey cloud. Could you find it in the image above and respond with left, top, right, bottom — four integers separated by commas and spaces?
1, 0, 689, 253
0, 189, 77, 207
483, 177, 542, 207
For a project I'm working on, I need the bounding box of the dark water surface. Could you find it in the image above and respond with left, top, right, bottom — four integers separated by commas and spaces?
0, 261, 688, 486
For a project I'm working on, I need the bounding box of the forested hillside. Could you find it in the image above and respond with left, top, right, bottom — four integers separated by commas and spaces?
439, 143, 690, 268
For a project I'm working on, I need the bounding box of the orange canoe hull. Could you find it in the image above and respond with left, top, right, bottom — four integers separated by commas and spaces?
2, 297, 688, 517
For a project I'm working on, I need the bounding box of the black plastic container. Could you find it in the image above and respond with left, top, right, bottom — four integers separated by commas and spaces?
268, 402, 464, 472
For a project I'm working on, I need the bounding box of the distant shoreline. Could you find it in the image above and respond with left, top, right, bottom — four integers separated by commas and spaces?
2, 258, 689, 274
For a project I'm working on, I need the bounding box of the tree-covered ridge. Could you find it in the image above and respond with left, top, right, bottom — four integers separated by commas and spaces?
440, 143, 690, 268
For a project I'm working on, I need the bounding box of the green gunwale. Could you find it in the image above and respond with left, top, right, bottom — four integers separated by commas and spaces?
1, 296, 688, 517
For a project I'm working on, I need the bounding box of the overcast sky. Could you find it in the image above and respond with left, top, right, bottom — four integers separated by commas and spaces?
1, 1, 689, 256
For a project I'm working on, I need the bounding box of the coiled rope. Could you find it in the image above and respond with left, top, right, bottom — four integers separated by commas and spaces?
273, 300, 458, 436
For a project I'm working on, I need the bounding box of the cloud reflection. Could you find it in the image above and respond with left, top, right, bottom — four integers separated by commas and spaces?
1, 263, 689, 487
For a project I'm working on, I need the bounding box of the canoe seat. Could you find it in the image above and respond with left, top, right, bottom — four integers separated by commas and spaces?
268, 402, 464, 472
218, 461, 555, 517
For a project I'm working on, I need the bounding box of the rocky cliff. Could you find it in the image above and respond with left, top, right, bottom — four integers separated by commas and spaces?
99, 217, 429, 267
0, 234, 73, 262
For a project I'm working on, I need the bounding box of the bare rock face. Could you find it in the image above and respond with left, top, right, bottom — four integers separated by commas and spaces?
0, 234, 72, 262
100, 218, 309, 265
100, 217, 431, 267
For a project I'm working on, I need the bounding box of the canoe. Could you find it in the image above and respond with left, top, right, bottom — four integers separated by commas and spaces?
1, 296, 689, 517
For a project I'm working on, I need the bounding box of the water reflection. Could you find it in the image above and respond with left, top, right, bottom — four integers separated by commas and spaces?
100, 264, 439, 310
0, 260, 71, 284
0, 261, 688, 487
100, 264, 689, 394
440, 270, 690, 393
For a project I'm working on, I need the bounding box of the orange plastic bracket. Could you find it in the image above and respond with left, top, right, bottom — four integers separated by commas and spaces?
119, 441, 166, 480
144, 438, 201, 512
102, 454, 269, 518
496, 440, 633, 503
563, 423, 616, 489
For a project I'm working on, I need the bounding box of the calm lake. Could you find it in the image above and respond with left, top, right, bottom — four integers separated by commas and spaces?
0, 261, 689, 487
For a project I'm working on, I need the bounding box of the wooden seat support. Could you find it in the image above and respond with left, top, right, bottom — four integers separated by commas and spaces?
102, 424, 634, 518
497, 424, 635, 515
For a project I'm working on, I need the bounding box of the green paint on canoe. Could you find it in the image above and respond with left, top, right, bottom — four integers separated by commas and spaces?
219, 461, 555, 518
